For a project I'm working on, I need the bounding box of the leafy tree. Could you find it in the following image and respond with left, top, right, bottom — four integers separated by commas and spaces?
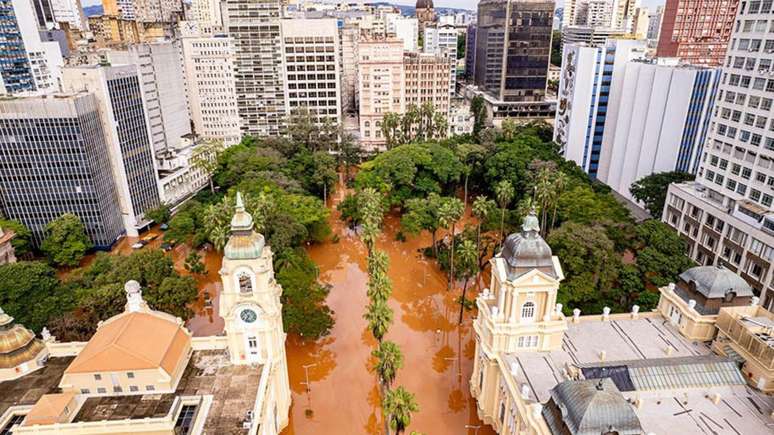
401, 193, 445, 258
358, 188, 385, 255
456, 239, 479, 324
455, 143, 486, 207
146, 205, 171, 224
0, 261, 72, 332
367, 250, 392, 303
630, 171, 695, 218
165, 212, 196, 243
470, 96, 486, 140
276, 249, 334, 339
456, 33, 465, 59
438, 197, 464, 290
191, 140, 224, 194
148, 276, 198, 319
184, 251, 206, 274
0, 219, 33, 257
382, 112, 403, 149
41, 213, 92, 266
383, 386, 419, 435
494, 180, 515, 246
633, 220, 693, 287
551, 30, 562, 66
337, 132, 362, 182
372, 340, 403, 388
472, 195, 496, 265
364, 298, 393, 342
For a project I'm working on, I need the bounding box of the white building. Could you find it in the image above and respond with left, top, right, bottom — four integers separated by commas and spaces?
358, 37, 405, 148
663, 2, 774, 311
155, 135, 213, 205
387, 16, 418, 52
563, 0, 640, 31
8, 0, 64, 94
449, 100, 474, 135
50, 0, 88, 30
647, 5, 663, 46
190, 0, 222, 33
281, 18, 342, 127
180, 32, 241, 146
423, 23, 457, 101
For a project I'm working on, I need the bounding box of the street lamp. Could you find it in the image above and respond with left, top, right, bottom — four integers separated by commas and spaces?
465, 424, 481, 434
301, 363, 317, 392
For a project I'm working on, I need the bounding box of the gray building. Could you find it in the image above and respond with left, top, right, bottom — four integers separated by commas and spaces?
0, 93, 124, 248
223, 0, 286, 136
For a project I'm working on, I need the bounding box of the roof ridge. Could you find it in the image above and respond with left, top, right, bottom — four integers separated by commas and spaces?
110, 313, 165, 367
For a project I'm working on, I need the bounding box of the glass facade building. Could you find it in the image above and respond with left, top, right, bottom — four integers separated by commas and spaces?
0, 0, 35, 93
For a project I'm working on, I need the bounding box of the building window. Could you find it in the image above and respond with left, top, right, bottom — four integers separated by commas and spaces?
517, 335, 539, 348
94, 374, 102, 381
80, 388, 90, 394
129, 386, 139, 392
97, 387, 107, 394
113, 386, 122, 393
521, 302, 535, 320
127, 372, 135, 379
238, 273, 252, 294
146, 385, 155, 391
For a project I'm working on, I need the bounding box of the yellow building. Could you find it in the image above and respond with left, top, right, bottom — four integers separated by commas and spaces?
0, 308, 47, 381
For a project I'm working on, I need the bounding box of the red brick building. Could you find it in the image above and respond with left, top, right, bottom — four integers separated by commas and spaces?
656, 0, 738, 66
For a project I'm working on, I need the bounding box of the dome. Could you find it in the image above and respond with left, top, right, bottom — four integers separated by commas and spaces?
416, 0, 433, 9
230, 192, 254, 232
546, 379, 643, 435
500, 210, 555, 278
679, 265, 754, 299
0, 307, 47, 370
224, 191, 265, 260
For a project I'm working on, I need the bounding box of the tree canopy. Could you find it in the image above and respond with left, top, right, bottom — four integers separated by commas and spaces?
40, 213, 92, 266
630, 171, 695, 218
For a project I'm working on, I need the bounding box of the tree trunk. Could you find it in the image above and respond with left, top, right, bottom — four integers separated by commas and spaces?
550, 205, 558, 234
463, 174, 469, 209
431, 230, 438, 258
499, 207, 506, 249
458, 277, 469, 324
208, 178, 215, 194
448, 223, 455, 291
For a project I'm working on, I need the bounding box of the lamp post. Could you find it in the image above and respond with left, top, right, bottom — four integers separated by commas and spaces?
301, 363, 317, 392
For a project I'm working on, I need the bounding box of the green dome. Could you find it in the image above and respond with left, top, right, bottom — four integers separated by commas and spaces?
224, 192, 265, 260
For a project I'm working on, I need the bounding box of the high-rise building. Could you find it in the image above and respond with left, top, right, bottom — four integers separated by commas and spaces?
223, 0, 285, 136
561, 25, 627, 47
180, 31, 241, 145
423, 23, 457, 100
339, 22, 360, 115
663, 2, 774, 311
30, 0, 55, 28
102, 0, 181, 23
191, 0, 222, 33
105, 41, 191, 153
50, 0, 87, 30
0, 93, 124, 248
563, 0, 640, 30
656, 0, 738, 66
464, 23, 476, 79
632, 6, 649, 39
415, 0, 435, 34
474, 0, 554, 104
387, 16, 418, 52
281, 18, 342, 127
586, 0, 615, 27
102, 0, 136, 20
647, 5, 664, 43
358, 37, 405, 148
62, 65, 160, 236
404, 51, 451, 113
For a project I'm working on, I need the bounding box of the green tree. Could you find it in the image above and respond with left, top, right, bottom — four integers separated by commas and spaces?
494, 180, 515, 247
472, 195, 496, 265
455, 143, 485, 208
191, 140, 224, 194
401, 193, 444, 258
184, 251, 206, 274
372, 340, 403, 388
147, 276, 198, 320
633, 220, 693, 287
383, 386, 419, 435
41, 213, 92, 266
470, 96, 486, 140
630, 171, 695, 218
358, 188, 385, 255
276, 249, 335, 339
367, 250, 392, 303
551, 30, 562, 67
145, 205, 171, 224
0, 261, 71, 332
438, 197, 464, 291
382, 112, 404, 149
337, 132, 362, 182
165, 210, 197, 243
0, 219, 33, 257
456, 239, 479, 324
364, 298, 393, 342
456, 33, 465, 59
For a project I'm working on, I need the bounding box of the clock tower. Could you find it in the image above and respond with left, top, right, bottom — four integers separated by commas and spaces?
219, 192, 290, 426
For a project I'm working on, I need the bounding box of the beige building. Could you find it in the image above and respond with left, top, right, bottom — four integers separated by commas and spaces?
470, 211, 774, 434
0, 195, 291, 434
358, 36, 405, 148
403, 52, 451, 116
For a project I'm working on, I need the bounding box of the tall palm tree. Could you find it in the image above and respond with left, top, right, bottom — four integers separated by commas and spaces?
494, 180, 515, 248
368, 250, 390, 280
372, 340, 403, 389
456, 239, 479, 324
367, 267, 393, 303
364, 299, 393, 342
534, 168, 553, 236
472, 195, 496, 266
358, 188, 383, 254
438, 198, 464, 291
549, 172, 569, 233
383, 386, 419, 435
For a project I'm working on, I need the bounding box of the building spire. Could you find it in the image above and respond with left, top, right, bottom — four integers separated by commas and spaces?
522, 208, 540, 233
230, 191, 254, 233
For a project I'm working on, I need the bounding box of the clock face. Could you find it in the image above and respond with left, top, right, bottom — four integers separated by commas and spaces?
240, 308, 258, 324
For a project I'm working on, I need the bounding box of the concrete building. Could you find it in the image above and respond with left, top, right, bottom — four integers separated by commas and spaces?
561, 25, 627, 47
647, 5, 663, 45
105, 41, 191, 153
600, 61, 720, 200
464, 23, 476, 79
656, 0, 738, 66
223, 0, 285, 136
190, 0, 221, 33
50, 0, 87, 30
449, 99, 474, 135
180, 32, 241, 146
358, 37, 404, 148
0, 93, 124, 248
663, 2, 774, 311
387, 16, 418, 52
102, 0, 135, 20
0, 201, 292, 433
469, 211, 774, 434
631, 6, 649, 39
423, 23, 457, 100
404, 51, 451, 113
281, 18, 342, 126
339, 22, 359, 115
586, 0, 615, 27
474, 0, 554, 112
415, 0, 435, 35
62, 65, 161, 237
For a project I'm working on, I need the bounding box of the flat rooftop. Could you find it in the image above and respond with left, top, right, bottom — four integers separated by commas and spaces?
503, 317, 774, 434
73, 350, 262, 433
0, 357, 73, 418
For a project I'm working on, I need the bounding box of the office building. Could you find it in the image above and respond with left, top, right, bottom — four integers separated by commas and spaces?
105, 41, 191, 153
29, 0, 55, 28
180, 32, 241, 146
223, 0, 285, 136
647, 5, 663, 45
631, 6, 649, 39
563, 0, 640, 30
50, 0, 87, 30
423, 23, 457, 99
358, 37, 405, 148
404, 51, 451, 113
470, 213, 774, 433
102, 0, 135, 20
0, 93, 124, 248
281, 18, 342, 126
663, 2, 774, 311
62, 65, 161, 236
339, 22, 359, 115
656, 0, 738, 66
191, 0, 222, 33
464, 23, 476, 79
561, 25, 627, 47
474, 0, 553, 103
387, 16, 418, 52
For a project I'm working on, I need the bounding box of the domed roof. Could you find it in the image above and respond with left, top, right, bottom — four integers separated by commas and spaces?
0, 307, 46, 370
546, 379, 643, 435
224, 192, 265, 260
679, 265, 754, 299
500, 210, 555, 278
416, 0, 433, 9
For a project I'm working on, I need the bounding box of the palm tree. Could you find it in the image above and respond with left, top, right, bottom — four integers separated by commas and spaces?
367, 267, 393, 303
364, 299, 393, 342
472, 195, 496, 265
534, 167, 553, 235
383, 386, 419, 435
456, 240, 479, 324
372, 340, 403, 389
438, 198, 464, 291
190, 140, 224, 194
494, 180, 515, 248
367, 250, 390, 279
358, 188, 383, 254
549, 172, 568, 233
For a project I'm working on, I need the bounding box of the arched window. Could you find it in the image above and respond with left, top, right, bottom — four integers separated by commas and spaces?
521, 302, 535, 320
238, 273, 252, 294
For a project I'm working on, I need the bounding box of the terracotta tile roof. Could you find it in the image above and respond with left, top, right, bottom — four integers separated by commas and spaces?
22, 393, 76, 426
64, 312, 190, 375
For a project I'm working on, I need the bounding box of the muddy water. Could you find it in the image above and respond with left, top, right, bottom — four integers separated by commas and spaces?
281, 190, 495, 435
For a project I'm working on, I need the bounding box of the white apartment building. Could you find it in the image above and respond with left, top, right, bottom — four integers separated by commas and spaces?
105, 41, 191, 153
423, 23, 457, 101
663, 2, 774, 311
155, 135, 212, 205
449, 100, 474, 135
563, 0, 640, 31
586, 0, 614, 27
632, 6, 649, 39
9, 0, 63, 94
358, 37, 405, 148
281, 18, 342, 127
50, 0, 88, 30
190, 0, 222, 33
180, 32, 241, 146
387, 16, 418, 52
647, 5, 663, 44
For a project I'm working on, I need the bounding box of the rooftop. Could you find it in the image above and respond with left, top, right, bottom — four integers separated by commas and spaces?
502, 316, 774, 434
0, 357, 73, 418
